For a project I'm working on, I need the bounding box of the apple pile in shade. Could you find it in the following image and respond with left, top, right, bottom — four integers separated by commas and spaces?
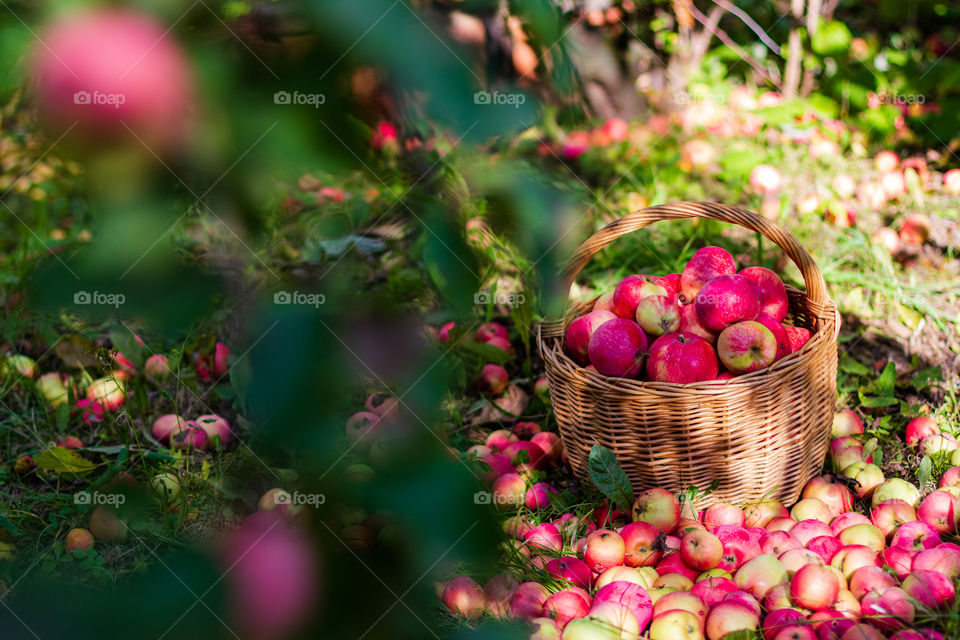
442, 413, 959, 639
563, 246, 812, 383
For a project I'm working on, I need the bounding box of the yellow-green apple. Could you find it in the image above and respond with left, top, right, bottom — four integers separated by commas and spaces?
649, 610, 704, 640
559, 617, 619, 640
1, 354, 36, 378
860, 586, 915, 633
654, 573, 695, 591
921, 433, 957, 456
694, 275, 760, 333
738, 267, 788, 322
87, 376, 126, 410
632, 488, 681, 533
647, 586, 677, 605
744, 500, 789, 528
689, 576, 738, 607
510, 582, 551, 619
652, 591, 708, 629
917, 490, 958, 534
733, 554, 787, 599
875, 150, 900, 172
636, 295, 682, 337
566, 311, 619, 364
585, 602, 640, 639
37, 372, 70, 407
803, 476, 855, 519
872, 479, 920, 509
790, 499, 833, 524
832, 410, 863, 437
530, 617, 562, 639
837, 523, 885, 553
831, 545, 878, 580
645, 333, 719, 383
871, 499, 918, 538
655, 554, 700, 581
753, 314, 790, 361
847, 565, 897, 600
680, 529, 723, 571
524, 522, 562, 552
790, 563, 839, 610
481, 363, 510, 395
585, 530, 627, 573
679, 247, 737, 304
891, 520, 940, 552
902, 569, 955, 609
595, 566, 658, 591
840, 462, 884, 499
717, 321, 776, 373
588, 319, 648, 378
704, 601, 760, 640
807, 535, 843, 563
831, 512, 871, 536
912, 547, 959, 580
759, 530, 801, 556
544, 586, 592, 628
546, 557, 593, 590
441, 576, 487, 619
613, 275, 670, 319
833, 587, 861, 620
749, 164, 783, 195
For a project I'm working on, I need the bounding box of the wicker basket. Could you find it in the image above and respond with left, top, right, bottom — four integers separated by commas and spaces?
538, 202, 839, 509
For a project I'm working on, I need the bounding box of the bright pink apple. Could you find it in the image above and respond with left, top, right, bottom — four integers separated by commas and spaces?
902, 569, 956, 609
510, 582, 551, 619
593, 580, 653, 628
679, 246, 737, 304
655, 553, 701, 581
613, 275, 669, 319
762, 609, 805, 640
645, 333, 719, 383
760, 530, 802, 557
912, 547, 960, 580
565, 310, 618, 365
787, 519, 833, 546
847, 565, 897, 600
891, 520, 940, 552
784, 325, 811, 353
690, 576, 739, 607
546, 557, 593, 591
486, 429, 518, 451
754, 313, 791, 362
831, 512, 871, 536
525, 483, 558, 510
880, 546, 916, 580
703, 504, 746, 529
694, 275, 760, 332
807, 535, 844, 563
543, 587, 591, 628
905, 417, 940, 446
717, 321, 777, 373
860, 586, 915, 632
678, 303, 717, 344
587, 318, 648, 378
531, 432, 563, 464
480, 364, 509, 395
739, 267, 788, 322
477, 322, 509, 343
918, 490, 958, 534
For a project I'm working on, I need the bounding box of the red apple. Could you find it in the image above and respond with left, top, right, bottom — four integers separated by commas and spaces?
899, 214, 931, 245
704, 504, 746, 529
480, 364, 509, 395
783, 325, 811, 353
694, 275, 760, 332
565, 310, 618, 365
832, 410, 863, 437
545, 556, 593, 591
621, 521, 664, 567
678, 303, 717, 344
717, 321, 777, 374
613, 275, 669, 319
510, 582, 551, 619
902, 569, 955, 609
476, 322, 509, 343
585, 530, 627, 573
918, 490, 958, 534
680, 529, 723, 570
905, 417, 939, 446
441, 576, 487, 619
645, 333, 719, 383
847, 565, 897, 600
679, 246, 737, 304
738, 267, 788, 322
753, 313, 790, 362
587, 318, 648, 378
802, 475, 855, 519
543, 587, 592, 628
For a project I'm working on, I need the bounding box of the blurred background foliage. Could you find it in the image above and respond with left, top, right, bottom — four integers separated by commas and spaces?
0, 0, 957, 639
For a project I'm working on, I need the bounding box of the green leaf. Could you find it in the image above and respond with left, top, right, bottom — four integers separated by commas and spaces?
862, 437, 878, 462
34, 447, 96, 475
109, 324, 144, 368
588, 445, 635, 511
911, 367, 942, 391
858, 392, 898, 407
876, 363, 897, 396
812, 20, 852, 56
917, 455, 933, 488
839, 357, 870, 377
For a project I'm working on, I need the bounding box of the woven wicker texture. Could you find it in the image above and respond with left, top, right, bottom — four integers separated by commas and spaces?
538, 202, 838, 508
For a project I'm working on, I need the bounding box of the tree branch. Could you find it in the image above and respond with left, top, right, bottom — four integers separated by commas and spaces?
710, 0, 782, 57
688, 4, 782, 89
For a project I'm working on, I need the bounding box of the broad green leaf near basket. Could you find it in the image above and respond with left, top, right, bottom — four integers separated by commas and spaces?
588, 444, 635, 512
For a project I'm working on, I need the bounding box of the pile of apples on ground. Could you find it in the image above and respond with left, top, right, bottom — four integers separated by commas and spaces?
440, 408, 957, 640
564, 246, 810, 382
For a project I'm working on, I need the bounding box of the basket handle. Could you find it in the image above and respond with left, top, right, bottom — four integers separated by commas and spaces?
562, 202, 829, 307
